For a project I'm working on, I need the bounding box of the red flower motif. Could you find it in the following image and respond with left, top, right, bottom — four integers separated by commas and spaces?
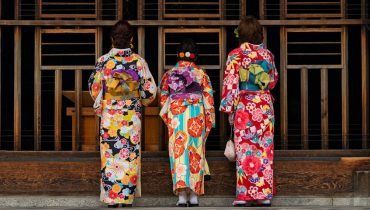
102, 132, 109, 139
130, 175, 138, 185
188, 146, 201, 174
241, 156, 262, 175
234, 110, 249, 130
190, 53, 195, 59
266, 144, 274, 160
108, 190, 118, 199
194, 181, 202, 194
174, 131, 187, 158
92, 83, 100, 92
104, 68, 112, 76
175, 180, 187, 189
170, 99, 187, 115
187, 114, 205, 138
108, 109, 116, 115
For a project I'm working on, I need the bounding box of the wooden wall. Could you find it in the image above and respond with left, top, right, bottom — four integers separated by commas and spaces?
0, 151, 369, 196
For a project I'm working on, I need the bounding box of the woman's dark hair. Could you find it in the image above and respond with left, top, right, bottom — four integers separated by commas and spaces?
237, 16, 263, 45
111, 20, 133, 49
177, 39, 198, 62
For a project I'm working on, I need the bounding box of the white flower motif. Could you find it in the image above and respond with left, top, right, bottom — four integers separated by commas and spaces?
185, 52, 191, 57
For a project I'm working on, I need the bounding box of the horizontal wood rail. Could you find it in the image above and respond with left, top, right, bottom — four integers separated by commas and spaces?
0, 19, 369, 26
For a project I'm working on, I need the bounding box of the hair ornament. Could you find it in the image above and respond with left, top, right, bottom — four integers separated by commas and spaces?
234, 27, 239, 38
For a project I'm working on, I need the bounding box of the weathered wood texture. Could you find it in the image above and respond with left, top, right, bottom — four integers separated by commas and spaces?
0, 152, 369, 196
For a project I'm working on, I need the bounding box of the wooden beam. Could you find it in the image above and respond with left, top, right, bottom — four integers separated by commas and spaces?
321, 68, 329, 150
0, 19, 368, 27
54, 70, 62, 151
34, 28, 41, 151
301, 68, 308, 149
280, 27, 288, 150
341, 27, 349, 149
74, 70, 82, 151
287, 64, 343, 69
14, 26, 21, 151
361, 26, 369, 149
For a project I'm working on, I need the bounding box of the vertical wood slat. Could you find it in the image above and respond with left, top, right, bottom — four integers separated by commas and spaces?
0, 25, 2, 149
361, 0, 369, 149
341, 26, 349, 149
54, 70, 62, 151
361, 24, 369, 149
14, 26, 21, 151
117, 0, 123, 20
96, 0, 101, 19
321, 68, 329, 150
220, 0, 225, 19
259, 0, 265, 20
300, 67, 308, 149
74, 70, 82, 151
280, 27, 288, 150
280, 0, 286, 19
240, 0, 247, 17
158, 26, 164, 149
158, 0, 163, 20
340, 0, 346, 19
34, 28, 42, 151
220, 27, 227, 147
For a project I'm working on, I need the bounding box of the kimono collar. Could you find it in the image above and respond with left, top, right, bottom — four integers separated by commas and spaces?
240, 42, 265, 51
175, 60, 197, 68
109, 48, 133, 57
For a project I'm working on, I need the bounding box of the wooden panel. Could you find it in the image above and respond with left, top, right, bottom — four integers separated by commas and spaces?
361, 24, 369, 149
0, 152, 369, 196
54, 70, 62, 151
280, 27, 288, 149
34, 28, 42, 151
321, 68, 329, 149
300, 68, 308, 149
39, 0, 97, 19
163, 0, 221, 19
341, 27, 349, 149
284, 0, 342, 19
14, 26, 21, 151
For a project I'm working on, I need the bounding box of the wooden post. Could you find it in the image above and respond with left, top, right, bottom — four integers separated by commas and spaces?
300, 67, 308, 149
280, 26, 288, 150
34, 28, 41, 151
117, 0, 123, 20
54, 70, 62, 151
280, 0, 286, 19
341, 26, 349, 149
321, 68, 329, 149
259, 0, 265, 20
0, 3, 2, 149
220, 0, 225, 19
158, 26, 164, 150
14, 26, 22, 151
220, 27, 227, 147
361, 0, 369, 149
240, 0, 246, 17
74, 70, 82, 151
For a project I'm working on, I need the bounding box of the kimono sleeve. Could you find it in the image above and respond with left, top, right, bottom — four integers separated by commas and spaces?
137, 58, 157, 106
219, 53, 240, 114
88, 57, 105, 101
159, 71, 170, 125
202, 72, 215, 139
267, 53, 278, 90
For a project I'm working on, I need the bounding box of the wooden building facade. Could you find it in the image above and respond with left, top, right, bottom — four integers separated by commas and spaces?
0, 0, 370, 199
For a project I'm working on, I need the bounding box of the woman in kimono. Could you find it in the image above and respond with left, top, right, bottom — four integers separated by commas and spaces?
159, 40, 215, 207
219, 16, 278, 207
88, 20, 157, 208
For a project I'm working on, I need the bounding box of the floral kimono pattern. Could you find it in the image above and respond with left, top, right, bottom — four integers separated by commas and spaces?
89, 48, 157, 205
220, 42, 278, 201
159, 61, 215, 195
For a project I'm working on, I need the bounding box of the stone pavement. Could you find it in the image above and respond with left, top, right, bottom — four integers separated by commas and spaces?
0, 196, 369, 209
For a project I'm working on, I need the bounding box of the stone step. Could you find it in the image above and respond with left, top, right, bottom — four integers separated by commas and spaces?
0, 196, 369, 208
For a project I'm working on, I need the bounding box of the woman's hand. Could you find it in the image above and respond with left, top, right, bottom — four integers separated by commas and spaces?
228, 113, 234, 125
